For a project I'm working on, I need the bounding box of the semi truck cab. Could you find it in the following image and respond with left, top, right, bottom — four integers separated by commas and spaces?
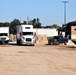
16, 25, 37, 45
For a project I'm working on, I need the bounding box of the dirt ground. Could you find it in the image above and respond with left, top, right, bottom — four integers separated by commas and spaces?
0, 44, 76, 75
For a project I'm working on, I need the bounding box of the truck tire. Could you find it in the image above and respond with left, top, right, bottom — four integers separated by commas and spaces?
48, 42, 51, 45
5, 41, 9, 44
32, 44, 35, 46
17, 40, 21, 45
57, 42, 60, 45
64, 42, 67, 45
51, 42, 54, 45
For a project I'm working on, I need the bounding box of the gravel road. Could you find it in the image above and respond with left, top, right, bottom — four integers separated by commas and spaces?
0, 44, 76, 75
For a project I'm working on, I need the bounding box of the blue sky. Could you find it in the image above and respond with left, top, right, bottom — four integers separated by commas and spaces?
0, 0, 76, 26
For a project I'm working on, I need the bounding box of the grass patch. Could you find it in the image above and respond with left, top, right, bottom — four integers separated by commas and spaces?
71, 39, 76, 41
47, 36, 53, 40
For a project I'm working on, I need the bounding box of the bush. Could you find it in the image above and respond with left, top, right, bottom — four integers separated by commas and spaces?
47, 37, 53, 40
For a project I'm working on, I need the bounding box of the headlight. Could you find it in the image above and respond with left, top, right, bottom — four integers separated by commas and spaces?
22, 37, 25, 40
33, 38, 36, 41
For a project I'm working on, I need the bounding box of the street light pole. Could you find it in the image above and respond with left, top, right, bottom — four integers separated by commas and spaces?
27, 17, 29, 25
62, 1, 68, 25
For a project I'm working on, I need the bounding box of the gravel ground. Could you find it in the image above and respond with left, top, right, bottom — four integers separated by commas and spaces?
0, 44, 76, 75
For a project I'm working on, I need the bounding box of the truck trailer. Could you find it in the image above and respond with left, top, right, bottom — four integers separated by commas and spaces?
16, 25, 37, 45
0, 27, 9, 44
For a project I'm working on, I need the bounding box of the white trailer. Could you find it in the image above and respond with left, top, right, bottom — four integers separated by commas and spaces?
16, 25, 36, 45
0, 27, 9, 44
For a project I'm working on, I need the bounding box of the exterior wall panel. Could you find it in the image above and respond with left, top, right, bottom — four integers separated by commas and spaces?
34, 28, 58, 37
71, 26, 76, 39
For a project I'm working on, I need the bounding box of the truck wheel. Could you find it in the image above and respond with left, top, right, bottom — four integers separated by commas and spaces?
51, 42, 53, 45
17, 40, 21, 45
5, 41, 9, 44
64, 42, 67, 45
48, 42, 51, 45
32, 44, 35, 46
2, 41, 5, 45
57, 42, 60, 45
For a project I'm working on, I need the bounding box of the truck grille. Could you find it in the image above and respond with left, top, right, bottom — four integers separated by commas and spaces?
26, 38, 31, 41
1, 38, 6, 40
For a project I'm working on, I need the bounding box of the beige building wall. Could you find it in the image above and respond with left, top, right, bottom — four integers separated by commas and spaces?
71, 26, 76, 39
10, 28, 58, 42
34, 28, 58, 37
10, 34, 16, 41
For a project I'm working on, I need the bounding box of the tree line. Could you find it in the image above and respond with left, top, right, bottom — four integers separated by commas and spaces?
0, 18, 60, 34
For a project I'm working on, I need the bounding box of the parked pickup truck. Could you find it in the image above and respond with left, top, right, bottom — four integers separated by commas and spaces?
48, 36, 68, 45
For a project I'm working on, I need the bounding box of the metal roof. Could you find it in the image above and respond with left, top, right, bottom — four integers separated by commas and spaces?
67, 21, 76, 26
57, 27, 65, 31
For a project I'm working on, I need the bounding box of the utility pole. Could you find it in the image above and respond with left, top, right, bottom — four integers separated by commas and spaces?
27, 17, 29, 25
62, 1, 68, 25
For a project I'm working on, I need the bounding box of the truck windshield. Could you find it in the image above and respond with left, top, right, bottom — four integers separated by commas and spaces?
22, 32, 33, 35
0, 33, 8, 36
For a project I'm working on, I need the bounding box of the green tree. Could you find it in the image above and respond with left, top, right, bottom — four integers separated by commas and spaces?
10, 19, 21, 34
23, 21, 27, 24
0, 22, 10, 27
32, 18, 36, 25
41, 25, 51, 28
51, 24, 59, 28
0, 22, 3, 27
32, 18, 41, 28
3, 22, 10, 27
34, 22, 41, 28
37, 18, 39, 23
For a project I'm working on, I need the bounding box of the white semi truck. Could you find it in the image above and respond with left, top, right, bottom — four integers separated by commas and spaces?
0, 27, 9, 44
16, 25, 37, 45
